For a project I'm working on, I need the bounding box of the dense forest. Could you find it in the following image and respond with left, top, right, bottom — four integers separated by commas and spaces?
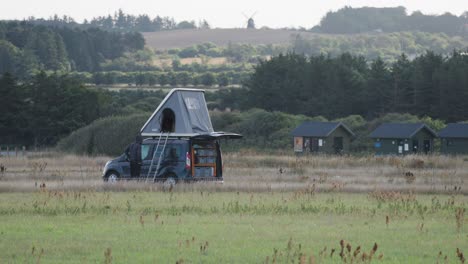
223, 51, 468, 122
27, 9, 210, 32
0, 21, 144, 75
0, 73, 106, 146
313, 6, 468, 35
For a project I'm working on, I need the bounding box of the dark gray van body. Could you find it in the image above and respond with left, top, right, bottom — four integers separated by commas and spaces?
102, 138, 224, 182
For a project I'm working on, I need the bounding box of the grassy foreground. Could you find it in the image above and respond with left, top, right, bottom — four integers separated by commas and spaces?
0, 191, 466, 263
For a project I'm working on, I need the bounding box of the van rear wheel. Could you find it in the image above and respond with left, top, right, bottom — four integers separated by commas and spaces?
163, 174, 177, 188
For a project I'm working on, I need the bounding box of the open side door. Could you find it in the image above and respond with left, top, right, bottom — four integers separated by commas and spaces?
190, 132, 241, 179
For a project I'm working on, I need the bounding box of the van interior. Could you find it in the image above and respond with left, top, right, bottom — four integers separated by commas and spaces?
192, 141, 218, 177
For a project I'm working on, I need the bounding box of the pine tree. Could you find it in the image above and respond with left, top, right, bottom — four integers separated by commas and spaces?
390, 54, 413, 112
366, 57, 392, 117
0, 73, 25, 143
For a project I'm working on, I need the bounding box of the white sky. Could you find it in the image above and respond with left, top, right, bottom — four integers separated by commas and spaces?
0, 0, 467, 28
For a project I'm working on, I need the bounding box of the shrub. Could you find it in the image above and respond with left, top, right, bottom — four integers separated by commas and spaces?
56, 114, 148, 156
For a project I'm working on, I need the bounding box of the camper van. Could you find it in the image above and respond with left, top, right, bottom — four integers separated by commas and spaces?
102, 135, 234, 183
102, 88, 241, 183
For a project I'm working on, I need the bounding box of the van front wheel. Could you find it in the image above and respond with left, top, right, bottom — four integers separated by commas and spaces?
105, 171, 120, 183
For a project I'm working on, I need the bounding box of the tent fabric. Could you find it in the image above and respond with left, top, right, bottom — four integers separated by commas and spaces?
141, 89, 214, 136
438, 123, 468, 138
369, 123, 437, 139
291, 122, 355, 137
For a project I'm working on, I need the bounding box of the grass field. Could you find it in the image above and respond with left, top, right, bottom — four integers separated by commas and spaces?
0, 153, 466, 263
0, 191, 466, 263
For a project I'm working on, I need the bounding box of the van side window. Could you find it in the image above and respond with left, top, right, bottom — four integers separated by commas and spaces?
149, 144, 183, 161
164, 145, 182, 161
141, 144, 151, 160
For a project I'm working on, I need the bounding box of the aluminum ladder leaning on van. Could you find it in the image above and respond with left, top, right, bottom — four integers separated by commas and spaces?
145, 133, 170, 182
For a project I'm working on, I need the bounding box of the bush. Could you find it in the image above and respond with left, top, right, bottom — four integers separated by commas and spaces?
212, 109, 313, 149
179, 46, 198, 58
56, 114, 148, 156
57, 108, 449, 155
333, 115, 366, 130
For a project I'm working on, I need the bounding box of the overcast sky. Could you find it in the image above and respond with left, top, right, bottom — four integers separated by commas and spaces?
1, 0, 467, 28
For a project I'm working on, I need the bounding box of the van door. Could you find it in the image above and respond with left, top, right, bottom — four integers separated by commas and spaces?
139, 143, 154, 178
216, 141, 223, 177
121, 155, 131, 178
146, 141, 188, 180
158, 143, 186, 178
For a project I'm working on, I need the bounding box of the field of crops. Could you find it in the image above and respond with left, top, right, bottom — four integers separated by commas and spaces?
0, 152, 466, 263
143, 29, 301, 50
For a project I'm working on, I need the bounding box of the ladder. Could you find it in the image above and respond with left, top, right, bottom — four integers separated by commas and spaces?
145, 133, 170, 182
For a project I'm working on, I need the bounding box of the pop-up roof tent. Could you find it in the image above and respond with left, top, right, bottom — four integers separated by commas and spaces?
140, 88, 241, 139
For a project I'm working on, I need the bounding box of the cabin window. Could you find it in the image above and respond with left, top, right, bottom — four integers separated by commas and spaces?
161, 108, 175, 132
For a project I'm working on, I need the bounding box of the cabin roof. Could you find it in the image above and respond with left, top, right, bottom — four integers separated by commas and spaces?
369, 123, 437, 139
291, 122, 355, 137
438, 123, 468, 138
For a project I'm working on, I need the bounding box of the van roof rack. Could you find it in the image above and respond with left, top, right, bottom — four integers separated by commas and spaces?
142, 132, 242, 140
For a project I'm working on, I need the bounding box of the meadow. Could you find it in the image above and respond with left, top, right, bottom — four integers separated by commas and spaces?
0, 152, 466, 263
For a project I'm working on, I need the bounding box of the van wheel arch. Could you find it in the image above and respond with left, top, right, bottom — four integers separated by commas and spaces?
105, 170, 120, 182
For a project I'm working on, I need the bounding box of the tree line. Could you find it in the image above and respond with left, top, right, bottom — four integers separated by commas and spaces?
27, 9, 210, 32
89, 71, 250, 87
0, 21, 145, 75
313, 6, 468, 36
26, 7, 468, 36
229, 51, 468, 122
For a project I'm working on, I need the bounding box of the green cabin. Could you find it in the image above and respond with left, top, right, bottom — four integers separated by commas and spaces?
291, 122, 355, 154
369, 123, 437, 155
438, 123, 468, 155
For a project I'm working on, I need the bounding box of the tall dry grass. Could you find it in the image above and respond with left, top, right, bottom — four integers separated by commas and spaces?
0, 151, 466, 193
